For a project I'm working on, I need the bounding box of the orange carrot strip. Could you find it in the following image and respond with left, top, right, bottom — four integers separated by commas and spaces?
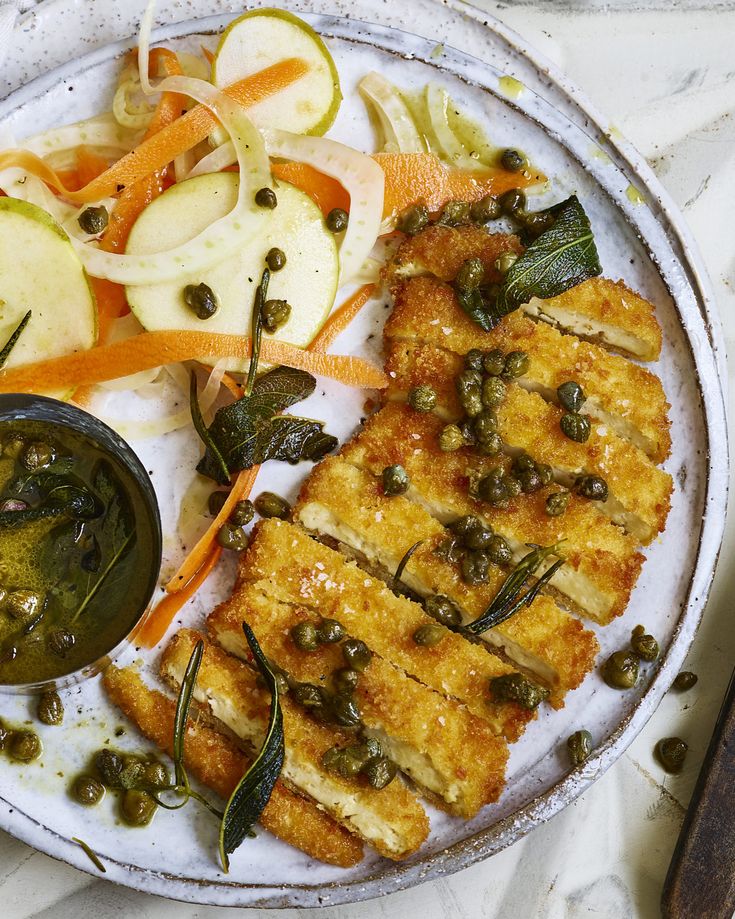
220, 372, 242, 398
76, 147, 110, 186
201, 46, 215, 65
0, 329, 387, 393
310, 284, 376, 353
136, 546, 223, 647
271, 161, 349, 216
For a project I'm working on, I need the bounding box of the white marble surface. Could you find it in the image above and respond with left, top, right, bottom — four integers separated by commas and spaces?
1, 2, 734, 916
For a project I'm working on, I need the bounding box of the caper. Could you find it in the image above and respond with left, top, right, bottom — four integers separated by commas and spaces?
557, 380, 585, 413
567, 729, 593, 766
482, 349, 506, 376
461, 550, 490, 585
439, 424, 465, 452
292, 682, 328, 708
487, 534, 513, 567
183, 282, 218, 320
522, 209, 556, 236
413, 622, 445, 647
504, 475, 523, 498
433, 535, 462, 564
474, 410, 499, 446
21, 441, 55, 471
4, 589, 41, 620
47, 627, 75, 658
326, 207, 349, 233
94, 748, 124, 786
291, 621, 320, 652
216, 523, 249, 552
140, 760, 170, 788
456, 368, 484, 417
208, 490, 228, 516
230, 499, 255, 527
9, 730, 41, 762
500, 148, 527, 172
455, 257, 484, 291
439, 199, 471, 226
655, 737, 688, 774
495, 252, 518, 276
463, 523, 494, 550
333, 667, 360, 696
424, 594, 462, 628
470, 194, 501, 223
490, 673, 549, 710
458, 418, 477, 445
342, 638, 372, 671
330, 695, 361, 728
382, 464, 410, 496
602, 650, 639, 690
317, 618, 346, 644
537, 463, 554, 486
479, 433, 505, 457
477, 473, 509, 507
545, 490, 570, 517
673, 671, 698, 691
517, 467, 542, 493
630, 624, 659, 662
0, 718, 10, 751
121, 789, 157, 827
560, 412, 591, 443
502, 350, 530, 379
255, 187, 277, 209
261, 298, 292, 334
119, 757, 146, 789
497, 188, 526, 217
37, 690, 64, 726
364, 755, 397, 789
265, 247, 287, 272
514, 453, 535, 472
254, 491, 291, 519
396, 203, 429, 236
322, 746, 362, 778
408, 384, 437, 413
482, 376, 507, 409
450, 514, 484, 540
72, 775, 105, 806
574, 474, 609, 502
77, 205, 108, 235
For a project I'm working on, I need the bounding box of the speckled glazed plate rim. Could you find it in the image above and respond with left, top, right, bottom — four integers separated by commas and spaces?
0, 3, 728, 908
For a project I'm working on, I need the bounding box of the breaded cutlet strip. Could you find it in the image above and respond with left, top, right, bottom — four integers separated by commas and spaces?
103, 666, 364, 868
341, 405, 643, 622
161, 631, 429, 860
231, 518, 532, 740
209, 589, 508, 818
385, 344, 671, 544
385, 225, 662, 360
386, 276, 671, 462
296, 458, 598, 703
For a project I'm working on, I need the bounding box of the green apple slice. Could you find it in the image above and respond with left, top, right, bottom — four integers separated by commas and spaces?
125, 172, 338, 374
0, 198, 97, 394
211, 8, 342, 136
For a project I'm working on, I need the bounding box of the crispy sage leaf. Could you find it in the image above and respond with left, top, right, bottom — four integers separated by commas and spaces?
456, 287, 496, 333
219, 623, 284, 873
190, 372, 230, 485
254, 416, 338, 465
0, 309, 31, 370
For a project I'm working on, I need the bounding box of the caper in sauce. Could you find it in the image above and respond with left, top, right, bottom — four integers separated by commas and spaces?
382, 464, 410, 497
208, 490, 228, 516
95, 748, 123, 786
216, 523, 249, 552
455, 258, 484, 292
317, 618, 345, 644
364, 756, 397, 789
439, 199, 471, 226
21, 441, 56, 471
560, 412, 591, 443
439, 424, 465, 452
254, 491, 291, 519
342, 638, 372, 671
413, 622, 445, 647
495, 252, 518, 276
290, 621, 320, 652
545, 491, 570, 517
333, 667, 360, 695
557, 381, 585, 413
121, 789, 158, 827
574, 474, 609, 502
630, 624, 659, 662
8, 730, 42, 762
500, 149, 527, 172
469, 194, 501, 224
502, 350, 530, 379
230, 499, 255, 527
72, 775, 105, 806
497, 188, 526, 218
490, 673, 550, 710
396, 203, 429, 236
424, 594, 462, 628
408, 384, 437, 413
673, 671, 698, 691
567, 730, 593, 767
655, 737, 688, 774
602, 650, 639, 690
37, 690, 64, 726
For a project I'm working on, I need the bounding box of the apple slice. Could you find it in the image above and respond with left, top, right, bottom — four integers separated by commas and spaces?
125, 172, 338, 374
211, 9, 342, 136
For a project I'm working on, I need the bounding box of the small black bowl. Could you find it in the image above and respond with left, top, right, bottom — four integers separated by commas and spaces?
0, 394, 162, 693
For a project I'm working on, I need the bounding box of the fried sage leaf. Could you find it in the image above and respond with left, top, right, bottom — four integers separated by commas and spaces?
254, 416, 338, 466
0, 309, 31, 370
219, 623, 284, 873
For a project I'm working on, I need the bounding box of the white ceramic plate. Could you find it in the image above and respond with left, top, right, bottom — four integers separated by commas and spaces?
0, 2, 727, 908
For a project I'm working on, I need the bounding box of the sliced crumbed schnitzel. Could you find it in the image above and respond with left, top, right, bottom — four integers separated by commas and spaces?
103, 666, 364, 868
208, 588, 509, 818
386, 276, 671, 461
384, 344, 671, 544
295, 457, 599, 702
229, 518, 532, 739
161, 630, 429, 860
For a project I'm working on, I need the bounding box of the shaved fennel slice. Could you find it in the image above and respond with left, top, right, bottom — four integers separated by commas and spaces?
359, 73, 424, 154
24, 115, 142, 159
113, 81, 156, 130
187, 142, 238, 178
425, 82, 482, 171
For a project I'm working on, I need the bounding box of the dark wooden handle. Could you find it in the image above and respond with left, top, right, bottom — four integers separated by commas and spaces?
661, 667, 735, 919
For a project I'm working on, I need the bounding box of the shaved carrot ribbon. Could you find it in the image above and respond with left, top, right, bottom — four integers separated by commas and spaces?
309, 284, 376, 352
76, 147, 110, 187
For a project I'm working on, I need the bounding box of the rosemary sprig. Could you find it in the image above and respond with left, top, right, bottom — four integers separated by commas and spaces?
190, 372, 230, 485
0, 309, 31, 370
245, 268, 270, 396
72, 837, 106, 873
392, 540, 424, 591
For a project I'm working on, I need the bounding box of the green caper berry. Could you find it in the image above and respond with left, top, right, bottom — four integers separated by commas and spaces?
292, 682, 328, 708
382, 464, 410, 496
477, 474, 509, 507
574, 474, 609, 502
450, 514, 484, 540
673, 671, 698, 691
502, 350, 530, 379
364, 737, 382, 759
9, 730, 41, 762
326, 207, 349, 233
119, 757, 146, 790
4, 589, 42, 620
21, 441, 55, 471
317, 618, 346, 644
560, 412, 591, 443
439, 199, 471, 226
255, 187, 277, 208
183, 282, 218, 320
474, 409, 498, 444
364, 756, 397, 789
503, 475, 523, 498
490, 673, 550, 710
95, 748, 123, 786
500, 149, 527, 172
567, 730, 593, 767
37, 690, 64, 726
413, 622, 445, 647
487, 534, 513, 567
47, 627, 75, 658
322, 746, 360, 778
495, 252, 519, 276
537, 463, 553, 486
545, 491, 570, 517
290, 621, 320, 652
0, 718, 10, 751
456, 369, 484, 417
439, 423, 465, 452
482, 349, 506, 376
455, 257, 484, 291
342, 638, 372, 671
121, 789, 157, 827
261, 298, 292, 334
517, 467, 543, 493
482, 376, 507, 408
333, 667, 360, 695
458, 418, 477, 445
424, 594, 462, 628
602, 650, 639, 690
469, 194, 501, 223
330, 695, 362, 728
254, 491, 291, 519
77, 205, 108, 235
464, 349, 485, 372
514, 453, 535, 472
477, 433, 503, 458
463, 524, 494, 550
396, 203, 429, 236
141, 761, 170, 788
208, 490, 228, 516
433, 535, 463, 564
265, 247, 287, 271
72, 774, 105, 806
408, 384, 437, 413
522, 210, 556, 236
497, 188, 526, 217
557, 380, 585, 413
461, 550, 490, 585
216, 523, 249, 552
655, 737, 688, 774
630, 624, 659, 662
230, 499, 255, 527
